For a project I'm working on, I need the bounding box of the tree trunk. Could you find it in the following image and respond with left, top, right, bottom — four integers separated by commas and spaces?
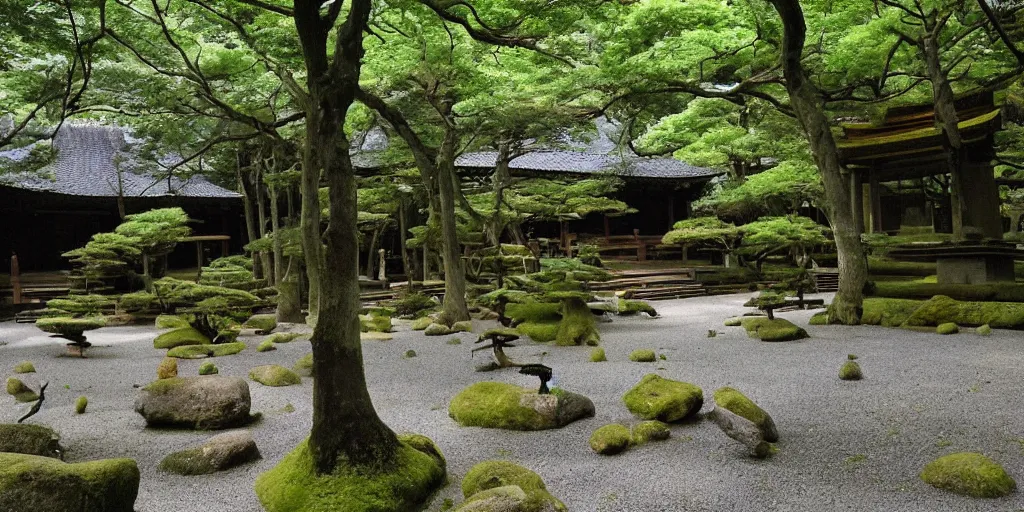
237, 158, 262, 280
270, 186, 284, 286
398, 199, 413, 288
255, 168, 274, 286
365, 227, 379, 280
300, 125, 323, 327
489, 142, 513, 247
436, 130, 470, 324
768, 0, 866, 324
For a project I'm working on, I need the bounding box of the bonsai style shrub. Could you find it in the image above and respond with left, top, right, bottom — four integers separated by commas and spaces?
473, 328, 523, 369
153, 278, 261, 343
35, 317, 106, 355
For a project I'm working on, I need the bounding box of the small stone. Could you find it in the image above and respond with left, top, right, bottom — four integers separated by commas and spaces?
976, 324, 992, 336
156, 357, 178, 380
198, 362, 218, 375
404, 349, 418, 358
589, 348, 607, 362
839, 361, 863, 381
159, 430, 261, 475
425, 323, 453, 336
589, 424, 632, 455
75, 396, 88, 414
920, 452, 1016, 498
249, 365, 301, 387
937, 322, 960, 335
629, 349, 656, 362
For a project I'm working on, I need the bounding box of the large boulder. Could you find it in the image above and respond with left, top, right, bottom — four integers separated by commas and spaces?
153, 326, 210, 349
457, 460, 566, 512
0, 424, 62, 458
159, 430, 261, 475
449, 382, 594, 430
0, 453, 139, 512
622, 374, 703, 423
255, 435, 445, 512
134, 376, 252, 430
713, 387, 778, 442
920, 452, 1016, 498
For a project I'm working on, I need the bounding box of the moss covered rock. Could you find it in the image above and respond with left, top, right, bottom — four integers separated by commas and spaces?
242, 314, 277, 334
808, 312, 828, 325
623, 374, 703, 423
517, 321, 559, 343
167, 342, 246, 359
293, 354, 314, 377
920, 452, 1016, 498
724, 317, 743, 327
618, 299, 658, 317
740, 317, 808, 342
160, 430, 261, 476
156, 356, 178, 379
905, 295, 1024, 329
13, 361, 35, 374
249, 365, 301, 387
713, 387, 778, 442
555, 297, 600, 346
424, 323, 452, 336
254, 436, 446, 512
410, 317, 433, 331
458, 460, 566, 511
977, 324, 992, 336
861, 298, 924, 327
7, 377, 38, 402
0, 453, 139, 512
589, 348, 606, 362
257, 340, 277, 353
451, 321, 474, 333
264, 332, 301, 344
360, 314, 393, 333
154, 327, 212, 350
937, 322, 960, 335
631, 420, 671, 445
449, 382, 594, 431
839, 361, 863, 381
0, 424, 62, 458
155, 314, 189, 329
589, 424, 631, 455
629, 349, 656, 362
75, 396, 88, 414
198, 362, 219, 376
134, 376, 251, 430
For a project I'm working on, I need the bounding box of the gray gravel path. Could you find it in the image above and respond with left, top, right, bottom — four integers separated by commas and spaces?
1, 292, 1023, 511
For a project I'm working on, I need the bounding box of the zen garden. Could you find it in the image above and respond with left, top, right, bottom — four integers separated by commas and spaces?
4, 2, 1024, 512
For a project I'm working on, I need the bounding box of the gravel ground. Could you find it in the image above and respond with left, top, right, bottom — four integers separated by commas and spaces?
1, 292, 1023, 512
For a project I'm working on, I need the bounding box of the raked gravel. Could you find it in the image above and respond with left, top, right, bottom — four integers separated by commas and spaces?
1, 292, 1023, 512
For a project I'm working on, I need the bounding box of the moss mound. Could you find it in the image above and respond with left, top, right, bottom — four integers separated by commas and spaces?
243, 314, 277, 334
156, 357, 178, 379
618, 299, 658, 317
293, 354, 314, 377
360, 314, 393, 333
724, 317, 743, 327
0, 453, 140, 512
937, 322, 960, 335
198, 362, 219, 375
448, 382, 593, 430
506, 302, 561, 323
588, 424, 631, 455
155, 314, 189, 329
167, 342, 246, 359
254, 437, 445, 512
154, 327, 212, 349
977, 324, 992, 336
740, 317, 808, 342
629, 349, 656, 362
257, 340, 277, 353
411, 317, 433, 331
920, 452, 1016, 498
589, 348, 607, 362
75, 396, 88, 414
631, 420, 671, 445
904, 295, 1024, 329
872, 281, 1024, 302
555, 298, 599, 346
861, 298, 924, 327
0, 424, 62, 458
424, 323, 452, 336
713, 387, 778, 442
517, 321, 559, 342
249, 365, 301, 387
6, 377, 38, 403
13, 361, 35, 374
623, 374, 703, 423
451, 321, 473, 333
265, 332, 302, 344
808, 312, 828, 325
839, 361, 863, 381
459, 460, 565, 511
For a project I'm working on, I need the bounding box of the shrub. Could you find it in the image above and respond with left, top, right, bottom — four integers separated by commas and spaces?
839, 361, 863, 381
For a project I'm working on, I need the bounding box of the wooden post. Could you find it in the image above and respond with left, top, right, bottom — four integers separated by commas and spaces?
634, 229, 646, 262
869, 171, 882, 233
10, 253, 21, 305
221, 239, 230, 258
603, 215, 611, 241
378, 248, 387, 284
850, 170, 865, 235
195, 241, 204, 282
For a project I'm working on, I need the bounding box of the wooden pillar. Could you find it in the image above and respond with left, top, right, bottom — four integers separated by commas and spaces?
868, 171, 882, 233
962, 162, 1003, 239
666, 194, 675, 230
221, 239, 230, 258
10, 253, 21, 305
634, 229, 646, 262
195, 241, 204, 282
850, 170, 865, 235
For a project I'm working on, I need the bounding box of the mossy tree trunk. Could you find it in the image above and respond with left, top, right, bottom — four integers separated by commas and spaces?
768, 0, 866, 325
556, 297, 600, 346
237, 155, 263, 281
436, 129, 470, 324
294, 0, 398, 473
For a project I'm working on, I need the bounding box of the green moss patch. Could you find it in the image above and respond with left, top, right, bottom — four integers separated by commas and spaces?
589, 424, 632, 455
257, 340, 277, 352
861, 298, 925, 327
249, 365, 301, 387
254, 437, 445, 512
0, 453, 140, 511
517, 321, 559, 342
937, 322, 960, 335
411, 317, 433, 331
618, 299, 658, 317
724, 317, 743, 327
167, 342, 246, 359
460, 460, 566, 511
157, 357, 178, 379
154, 327, 212, 350
242, 314, 277, 334
631, 420, 671, 445
872, 282, 1024, 302
75, 396, 88, 414
555, 298, 599, 346
293, 354, 313, 377
623, 374, 703, 423
713, 387, 778, 442
13, 361, 35, 374
629, 349, 656, 362
424, 323, 452, 336
450, 321, 473, 333
198, 362, 219, 375
360, 314, 393, 333
448, 382, 593, 430
589, 348, 607, 362
740, 317, 808, 342
977, 324, 992, 336
920, 452, 1016, 498
506, 302, 561, 323
155, 314, 190, 329
0, 424, 62, 458
808, 312, 828, 325
6, 377, 38, 403
905, 295, 1024, 329
839, 361, 863, 381
265, 332, 302, 344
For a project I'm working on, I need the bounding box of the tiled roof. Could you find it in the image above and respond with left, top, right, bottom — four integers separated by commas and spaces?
0, 124, 241, 199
